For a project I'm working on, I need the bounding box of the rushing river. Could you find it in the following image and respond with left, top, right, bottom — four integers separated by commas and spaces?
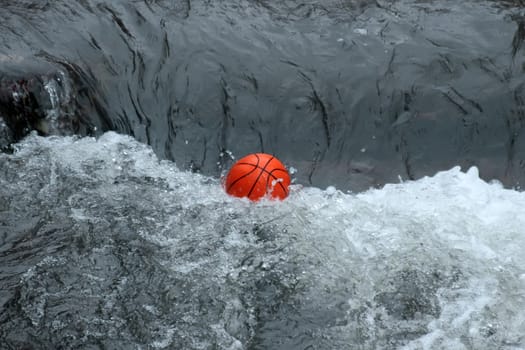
1, 0, 525, 190
1, 133, 525, 349
1, 0, 525, 349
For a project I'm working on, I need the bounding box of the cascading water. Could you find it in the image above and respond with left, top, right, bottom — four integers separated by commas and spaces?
2, 0, 525, 349
1, 0, 525, 190
0, 133, 524, 349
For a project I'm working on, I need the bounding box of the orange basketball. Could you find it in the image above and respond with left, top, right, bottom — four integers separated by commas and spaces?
224, 153, 291, 201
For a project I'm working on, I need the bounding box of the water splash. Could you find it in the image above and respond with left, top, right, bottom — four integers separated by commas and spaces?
1, 132, 524, 349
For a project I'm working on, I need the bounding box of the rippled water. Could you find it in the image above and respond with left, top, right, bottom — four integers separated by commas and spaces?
1, 0, 525, 190
1, 133, 524, 349
1, 1, 525, 349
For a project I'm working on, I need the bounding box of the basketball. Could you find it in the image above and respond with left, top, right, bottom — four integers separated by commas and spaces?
224, 153, 291, 201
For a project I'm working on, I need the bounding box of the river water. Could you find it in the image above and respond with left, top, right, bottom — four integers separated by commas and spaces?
1, 0, 525, 349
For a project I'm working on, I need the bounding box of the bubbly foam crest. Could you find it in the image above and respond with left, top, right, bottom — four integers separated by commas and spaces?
4, 132, 525, 349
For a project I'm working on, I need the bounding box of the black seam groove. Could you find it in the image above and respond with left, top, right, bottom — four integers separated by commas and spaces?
267, 168, 288, 195
235, 162, 288, 177
247, 155, 273, 198
227, 155, 260, 192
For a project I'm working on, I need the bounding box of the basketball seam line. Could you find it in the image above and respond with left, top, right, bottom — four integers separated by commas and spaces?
227, 157, 289, 197
234, 162, 288, 177
235, 162, 288, 195
266, 168, 288, 195
247, 155, 274, 198
226, 157, 260, 192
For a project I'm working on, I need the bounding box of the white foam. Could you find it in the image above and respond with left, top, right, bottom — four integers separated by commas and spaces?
9, 132, 525, 348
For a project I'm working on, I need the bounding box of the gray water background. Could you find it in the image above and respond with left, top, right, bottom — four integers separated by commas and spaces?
2, 1, 525, 349
1, 0, 525, 191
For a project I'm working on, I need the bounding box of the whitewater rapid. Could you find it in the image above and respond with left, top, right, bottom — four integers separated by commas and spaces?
1, 132, 524, 349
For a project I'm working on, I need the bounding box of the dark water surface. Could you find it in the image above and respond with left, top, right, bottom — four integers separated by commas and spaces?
1, 0, 525, 191
1, 1, 525, 349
